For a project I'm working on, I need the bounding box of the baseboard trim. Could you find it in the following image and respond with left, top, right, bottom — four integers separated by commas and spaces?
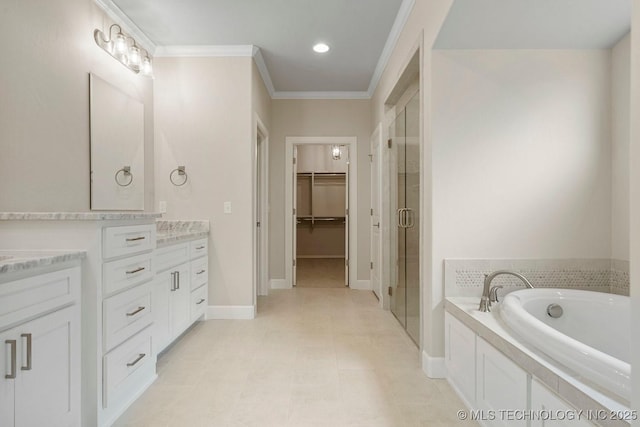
422, 351, 446, 378
269, 279, 290, 289
350, 279, 371, 290
207, 305, 255, 320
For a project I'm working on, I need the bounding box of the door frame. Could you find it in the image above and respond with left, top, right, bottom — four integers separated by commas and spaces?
253, 113, 269, 303
284, 136, 358, 288
370, 123, 386, 307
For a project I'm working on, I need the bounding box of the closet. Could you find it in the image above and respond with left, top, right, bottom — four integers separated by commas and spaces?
294, 145, 348, 287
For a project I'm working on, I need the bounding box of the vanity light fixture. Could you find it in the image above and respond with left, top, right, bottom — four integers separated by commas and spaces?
331, 145, 341, 160
313, 43, 330, 53
94, 24, 153, 77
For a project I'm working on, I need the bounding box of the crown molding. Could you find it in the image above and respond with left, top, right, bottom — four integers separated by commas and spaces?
154, 45, 256, 57
366, 0, 416, 97
93, 0, 156, 54
272, 91, 371, 100
252, 47, 276, 97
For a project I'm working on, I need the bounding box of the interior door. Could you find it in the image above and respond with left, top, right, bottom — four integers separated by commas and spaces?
292, 146, 298, 287
370, 124, 382, 300
404, 91, 420, 344
256, 135, 262, 296
344, 147, 350, 286
390, 107, 406, 329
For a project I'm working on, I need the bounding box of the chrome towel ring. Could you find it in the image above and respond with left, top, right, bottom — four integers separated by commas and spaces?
115, 166, 133, 187
170, 166, 188, 186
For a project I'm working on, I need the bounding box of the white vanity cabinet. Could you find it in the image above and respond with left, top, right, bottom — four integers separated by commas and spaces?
154, 238, 208, 355
0, 266, 81, 427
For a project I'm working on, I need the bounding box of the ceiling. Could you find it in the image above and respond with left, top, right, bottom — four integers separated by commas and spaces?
434, 0, 631, 49
109, 0, 409, 98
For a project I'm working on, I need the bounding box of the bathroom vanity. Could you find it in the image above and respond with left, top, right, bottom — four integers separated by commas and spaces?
0, 251, 84, 427
0, 214, 210, 427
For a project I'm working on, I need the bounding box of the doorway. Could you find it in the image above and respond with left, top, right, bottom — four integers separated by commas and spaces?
254, 115, 269, 302
294, 144, 349, 287
388, 85, 420, 345
284, 137, 358, 289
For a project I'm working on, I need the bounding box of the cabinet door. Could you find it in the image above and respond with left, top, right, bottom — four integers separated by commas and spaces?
476, 337, 528, 427
531, 379, 593, 427
0, 327, 17, 427
14, 305, 80, 427
153, 271, 171, 354
169, 264, 191, 340
445, 313, 476, 406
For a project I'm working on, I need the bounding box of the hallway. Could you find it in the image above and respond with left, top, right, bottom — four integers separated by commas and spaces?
114, 289, 475, 426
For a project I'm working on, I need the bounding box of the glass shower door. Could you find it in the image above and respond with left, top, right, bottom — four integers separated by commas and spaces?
389, 90, 420, 345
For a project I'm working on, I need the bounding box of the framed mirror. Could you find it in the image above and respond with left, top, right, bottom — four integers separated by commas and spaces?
89, 73, 144, 210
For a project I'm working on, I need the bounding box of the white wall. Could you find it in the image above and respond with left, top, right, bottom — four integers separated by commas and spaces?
611, 33, 631, 261
154, 56, 255, 307
269, 99, 372, 282
431, 49, 613, 357
0, 0, 155, 212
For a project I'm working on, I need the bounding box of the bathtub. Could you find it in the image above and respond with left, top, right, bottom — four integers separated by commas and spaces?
499, 288, 630, 401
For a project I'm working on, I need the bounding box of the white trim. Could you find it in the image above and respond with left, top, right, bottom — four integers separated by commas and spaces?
270, 279, 289, 289
253, 48, 276, 97
93, 0, 156, 54
273, 91, 370, 100
207, 305, 256, 320
253, 113, 270, 299
285, 137, 358, 289
367, 0, 416, 96
154, 45, 255, 57
351, 280, 372, 290
422, 351, 446, 379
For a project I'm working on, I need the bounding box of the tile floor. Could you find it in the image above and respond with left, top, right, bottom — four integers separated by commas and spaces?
114, 288, 476, 426
296, 258, 346, 288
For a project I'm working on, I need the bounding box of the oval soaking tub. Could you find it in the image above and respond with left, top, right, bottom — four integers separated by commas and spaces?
499, 288, 630, 401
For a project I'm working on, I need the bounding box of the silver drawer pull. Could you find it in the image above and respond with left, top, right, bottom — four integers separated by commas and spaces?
196, 298, 205, 305
126, 236, 146, 242
195, 245, 205, 250
126, 267, 145, 275
196, 269, 206, 275
5, 340, 16, 379
20, 333, 32, 371
126, 306, 146, 317
126, 353, 146, 367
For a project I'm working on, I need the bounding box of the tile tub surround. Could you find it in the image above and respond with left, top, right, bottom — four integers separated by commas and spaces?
156, 220, 210, 245
0, 250, 86, 275
445, 298, 631, 427
444, 259, 630, 298
0, 212, 162, 221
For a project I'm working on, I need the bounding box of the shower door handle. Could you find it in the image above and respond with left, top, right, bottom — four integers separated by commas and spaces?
405, 209, 414, 228
396, 209, 404, 228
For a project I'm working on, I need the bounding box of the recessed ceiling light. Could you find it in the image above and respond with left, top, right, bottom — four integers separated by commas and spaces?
313, 43, 330, 53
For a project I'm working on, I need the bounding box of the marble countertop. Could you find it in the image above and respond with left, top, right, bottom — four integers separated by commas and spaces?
0, 212, 162, 221
445, 297, 629, 427
0, 250, 86, 275
156, 220, 209, 246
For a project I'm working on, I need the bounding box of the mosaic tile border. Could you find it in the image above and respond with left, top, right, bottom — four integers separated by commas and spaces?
444, 259, 629, 298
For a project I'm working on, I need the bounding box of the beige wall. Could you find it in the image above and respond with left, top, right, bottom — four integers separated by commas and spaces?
154, 56, 255, 307
0, 0, 154, 212
269, 99, 372, 282
629, 0, 639, 419
611, 33, 631, 261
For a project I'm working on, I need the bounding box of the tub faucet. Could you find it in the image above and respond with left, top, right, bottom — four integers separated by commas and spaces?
478, 270, 534, 312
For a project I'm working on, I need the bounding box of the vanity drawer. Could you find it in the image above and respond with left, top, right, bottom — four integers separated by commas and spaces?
103, 282, 153, 351
190, 257, 208, 290
190, 285, 207, 322
103, 327, 153, 408
155, 243, 189, 272
190, 239, 208, 259
103, 252, 153, 296
103, 224, 155, 260
0, 267, 80, 331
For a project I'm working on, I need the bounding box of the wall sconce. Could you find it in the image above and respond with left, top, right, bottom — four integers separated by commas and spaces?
331, 145, 342, 160
94, 24, 153, 77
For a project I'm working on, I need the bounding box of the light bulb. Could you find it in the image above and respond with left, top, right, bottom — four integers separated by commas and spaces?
331, 145, 341, 160
114, 33, 127, 54
141, 56, 153, 76
129, 45, 141, 70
